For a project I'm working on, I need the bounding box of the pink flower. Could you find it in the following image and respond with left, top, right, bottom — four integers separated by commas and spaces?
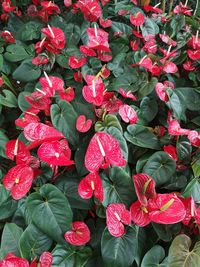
68, 56, 87, 69
187, 130, 200, 147
163, 62, 178, 74
168, 120, 190, 136
64, 221, 90, 245
118, 104, 138, 124
130, 12, 145, 26
0, 253, 29, 267
155, 81, 174, 102
87, 27, 110, 52
130, 200, 151, 227
119, 88, 137, 101
76, 115, 92, 133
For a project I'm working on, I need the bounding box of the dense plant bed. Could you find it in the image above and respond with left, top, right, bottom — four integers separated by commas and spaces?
0, 0, 200, 266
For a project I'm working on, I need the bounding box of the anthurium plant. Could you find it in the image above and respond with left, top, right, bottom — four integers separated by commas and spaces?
0, 0, 200, 266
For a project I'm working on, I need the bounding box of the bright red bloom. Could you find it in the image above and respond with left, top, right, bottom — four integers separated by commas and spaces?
130, 40, 139, 51
142, 38, 157, 54
87, 27, 110, 52
15, 109, 40, 129
99, 17, 112, 28
187, 49, 200, 61
77, 0, 102, 22
2, 164, 34, 200
37, 139, 74, 166
41, 25, 66, 50
85, 132, 126, 172
163, 145, 178, 161
39, 2, 61, 22
143, 5, 163, 13
80, 45, 97, 57
25, 91, 51, 111
183, 60, 195, 71
68, 56, 87, 69
2, 0, 16, 12
76, 115, 92, 133
39, 252, 53, 267
32, 55, 49, 66
1, 30, 15, 43
174, 2, 192, 16
64, 0, 72, 7
187, 130, 200, 147
82, 75, 105, 106
119, 104, 138, 124
130, 200, 151, 227
147, 193, 186, 224
155, 81, 174, 102
133, 173, 156, 206
159, 33, 177, 47
101, 92, 123, 113
64, 221, 90, 246
106, 203, 131, 237
101, 65, 110, 78
179, 196, 197, 226
59, 87, 75, 102
5, 139, 31, 165
78, 172, 104, 202
39, 74, 64, 97
168, 120, 190, 136
74, 71, 83, 82
24, 122, 64, 148
130, 12, 145, 26
119, 88, 137, 101
187, 34, 200, 50
0, 253, 29, 267
163, 62, 178, 74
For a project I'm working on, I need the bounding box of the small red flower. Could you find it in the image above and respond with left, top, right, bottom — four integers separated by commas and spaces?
37, 139, 74, 166
76, 115, 92, 133
59, 87, 75, 102
187, 49, 200, 61
85, 132, 126, 172
119, 88, 137, 101
3, 164, 34, 200
168, 120, 190, 136
159, 33, 177, 47
64, 0, 72, 7
78, 172, 104, 202
119, 104, 138, 124
174, 2, 192, 16
68, 56, 87, 69
15, 108, 40, 129
130, 200, 151, 227
77, 0, 102, 22
1, 30, 15, 43
64, 221, 90, 246
179, 196, 197, 226
25, 91, 51, 111
87, 27, 111, 52
130, 40, 139, 51
133, 173, 156, 206
183, 60, 195, 71
41, 25, 66, 50
147, 193, 186, 224
32, 55, 49, 66
106, 203, 131, 237
130, 12, 145, 26
99, 17, 112, 28
187, 130, 200, 147
0, 253, 29, 267
163, 145, 178, 161
163, 62, 178, 74
39, 252, 53, 267
143, 5, 163, 13
101, 92, 123, 113
39, 73, 64, 97
155, 81, 174, 102
80, 45, 97, 57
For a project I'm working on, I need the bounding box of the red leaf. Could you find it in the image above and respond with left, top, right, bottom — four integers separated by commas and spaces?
148, 193, 186, 224
76, 115, 92, 133
106, 203, 131, 237
78, 172, 104, 202
37, 139, 74, 166
40, 252, 53, 267
133, 173, 156, 206
119, 104, 138, 124
64, 221, 90, 246
5, 139, 31, 164
85, 132, 126, 172
2, 165, 34, 200
130, 200, 151, 227
130, 12, 145, 26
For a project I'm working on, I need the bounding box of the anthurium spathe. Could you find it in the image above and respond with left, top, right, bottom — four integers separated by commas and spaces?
85, 132, 126, 172
130, 12, 145, 26
0, 253, 29, 267
37, 139, 74, 166
76, 115, 92, 133
77, 0, 102, 22
2, 164, 34, 200
168, 120, 190, 136
64, 221, 90, 246
5, 139, 31, 164
133, 173, 156, 206
39, 74, 65, 97
163, 145, 178, 161
87, 27, 111, 52
106, 203, 131, 237
78, 172, 104, 202
155, 81, 174, 102
130, 200, 151, 227
25, 91, 51, 111
118, 104, 138, 124
68, 56, 87, 69
187, 130, 200, 147
119, 88, 137, 101
39, 252, 53, 267
147, 194, 186, 224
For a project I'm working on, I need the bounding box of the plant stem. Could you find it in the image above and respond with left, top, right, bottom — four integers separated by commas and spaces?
168, 0, 174, 14
161, 0, 166, 13
194, 0, 199, 16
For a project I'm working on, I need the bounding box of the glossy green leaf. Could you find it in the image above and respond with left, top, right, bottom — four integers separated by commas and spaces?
141, 245, 168, 267
13, 59, 41, 82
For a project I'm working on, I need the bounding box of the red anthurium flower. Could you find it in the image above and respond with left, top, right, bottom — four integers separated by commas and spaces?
77, 0, 102, 22
179, 196, 197, 226
187, 34, 200, 50
37, 139, 74, 166
119, 104, 138, 124
187, 49, 200, 61
74, 71, 83, 82
130, 200, 151, 227
80, 45, 97, 57
78, 172, 104, 202
0, 253, 29, 267
64, 221, 90, 245
39, 252, 53, 267
148, 193, 186, 224
32, 55, 49, 66
99, 17, 112, 28
5, 139, 31, 165
101, 65, 110, 78
155, 81, 174, 102
142, 39, 157, 54
168, 120, 190, 136
119, 88, 137, 101
76, 115, 92, 133
183, 60, 195, 71
68, 56, 87, 69
25, 91, 51, 111
163, 62, 178, 74
41, 25, 66, 50
15, 109, 40, 129
133, 173, 156, 206
40, 1, 60, 14
159, 33, 177, 47
130, 40, 140, 51
64, 0, 72, 7
187, 130, 200, 147
143, 5, 163, 13
132, 30, 143, 38
97, 51, 112, 62
163, 145, 178, 161
87, 27, 111, 52
2, 164, 34, 200
39, 73, 64, 97
106, 203, 131, 237
101, 92, 123, 113
24, 122, 64, 148
174, 2, 192, 16
59, 86, 75, 102
85, 132, 126, 172
82, 76, 105, 106
139, 56, 153, 71
130, 12, 145, 26
1, 30, 15, 43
